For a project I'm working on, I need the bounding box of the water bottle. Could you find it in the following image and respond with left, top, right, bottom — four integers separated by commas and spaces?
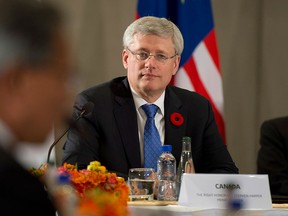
157, 144, 177, 201
46, 169, 78, 216
176, 136, 195, 197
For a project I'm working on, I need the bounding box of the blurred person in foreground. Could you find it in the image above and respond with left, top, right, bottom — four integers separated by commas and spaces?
62, 16, 238, 179
0, 0, 72, 215
257, 116, 288, 196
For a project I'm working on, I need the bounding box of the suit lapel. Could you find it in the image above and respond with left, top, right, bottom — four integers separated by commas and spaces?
113, 78, 141, 168
112, 80, 187, 167
164, 87, 187, 161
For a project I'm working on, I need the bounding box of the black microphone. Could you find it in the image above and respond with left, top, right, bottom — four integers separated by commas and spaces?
46, 102, 94, 164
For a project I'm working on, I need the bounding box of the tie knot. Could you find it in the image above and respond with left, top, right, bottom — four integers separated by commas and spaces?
142, 104, 158, 118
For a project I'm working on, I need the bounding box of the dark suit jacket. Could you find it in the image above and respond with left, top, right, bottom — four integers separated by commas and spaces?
62, 76, 238, 179
257, 116, 288, 195
0, 146, 56, 215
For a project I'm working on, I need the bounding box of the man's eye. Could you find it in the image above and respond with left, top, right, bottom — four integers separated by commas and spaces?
138, 52, 149, 59
156, 54, 168, 60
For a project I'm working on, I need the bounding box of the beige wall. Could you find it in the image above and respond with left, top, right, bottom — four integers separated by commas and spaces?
213, 0, 288, 173
53, 0, 288, 174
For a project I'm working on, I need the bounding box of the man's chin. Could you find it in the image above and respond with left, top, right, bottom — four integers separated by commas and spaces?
141, 85, 155, 93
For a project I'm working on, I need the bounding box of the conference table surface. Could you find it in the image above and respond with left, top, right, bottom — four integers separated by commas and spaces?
128, 200, 288, 216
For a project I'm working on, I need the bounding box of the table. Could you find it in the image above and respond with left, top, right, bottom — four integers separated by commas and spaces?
128, 201, 288, 216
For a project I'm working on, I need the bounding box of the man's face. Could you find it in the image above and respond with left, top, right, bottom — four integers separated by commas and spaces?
122, 33, 180, 102
16, 32, 73, 142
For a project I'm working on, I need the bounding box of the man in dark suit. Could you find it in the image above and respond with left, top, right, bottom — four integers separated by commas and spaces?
257, 117, 288, 196
0, 0, 72, 215
62, 16, 238, 179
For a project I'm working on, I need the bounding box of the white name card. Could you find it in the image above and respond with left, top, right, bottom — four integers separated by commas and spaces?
178, 174, 272, 210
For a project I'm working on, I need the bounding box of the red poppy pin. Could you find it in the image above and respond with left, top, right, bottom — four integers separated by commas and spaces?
170, 112, 184, 126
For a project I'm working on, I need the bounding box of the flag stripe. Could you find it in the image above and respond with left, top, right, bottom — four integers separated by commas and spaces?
173, 67, 195, 92
193, 37, 224, 115
203, 30, 221, 73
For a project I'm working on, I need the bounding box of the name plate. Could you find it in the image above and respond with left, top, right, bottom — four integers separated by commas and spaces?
178, 174, 272, 210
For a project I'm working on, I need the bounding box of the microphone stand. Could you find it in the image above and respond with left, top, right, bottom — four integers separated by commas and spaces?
46, 109, 85, 164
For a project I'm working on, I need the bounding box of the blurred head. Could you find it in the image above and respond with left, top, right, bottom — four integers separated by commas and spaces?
122, 16, 183, 102
0, 0, 72, 143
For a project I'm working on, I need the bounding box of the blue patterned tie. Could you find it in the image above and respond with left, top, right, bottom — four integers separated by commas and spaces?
142, 104, 162, 171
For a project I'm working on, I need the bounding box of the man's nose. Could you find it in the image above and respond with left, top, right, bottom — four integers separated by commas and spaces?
145, 55, 157, 68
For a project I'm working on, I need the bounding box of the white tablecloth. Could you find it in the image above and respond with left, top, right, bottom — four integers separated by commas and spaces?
129, 205, 288, 216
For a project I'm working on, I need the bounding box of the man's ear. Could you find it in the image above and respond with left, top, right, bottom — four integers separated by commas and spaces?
122, 49, 129, 69
172, 55, 181, 75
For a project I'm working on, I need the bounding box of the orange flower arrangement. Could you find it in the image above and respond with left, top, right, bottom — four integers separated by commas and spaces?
59, 162, 129, 206
30, 161, 130, 216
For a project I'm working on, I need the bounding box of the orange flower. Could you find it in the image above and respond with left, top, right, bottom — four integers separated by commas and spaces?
30, 161, 130, 216
77, 188, 130, 216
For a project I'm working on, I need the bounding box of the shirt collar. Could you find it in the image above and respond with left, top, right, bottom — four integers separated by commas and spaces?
130, 86, 165, 115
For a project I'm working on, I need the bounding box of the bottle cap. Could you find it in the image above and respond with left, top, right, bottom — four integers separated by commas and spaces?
161, 145, 172, 152
57, 172, 71, 184
228, 198, 243, 211
182, 136, 191, 142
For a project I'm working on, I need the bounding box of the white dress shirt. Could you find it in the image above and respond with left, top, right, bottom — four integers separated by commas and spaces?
0, 119, 16, 153
130, 87, 165, 166
0, 118, 55, 168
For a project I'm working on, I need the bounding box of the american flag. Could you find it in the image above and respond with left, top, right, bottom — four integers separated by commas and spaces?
136, 0, 226, 143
